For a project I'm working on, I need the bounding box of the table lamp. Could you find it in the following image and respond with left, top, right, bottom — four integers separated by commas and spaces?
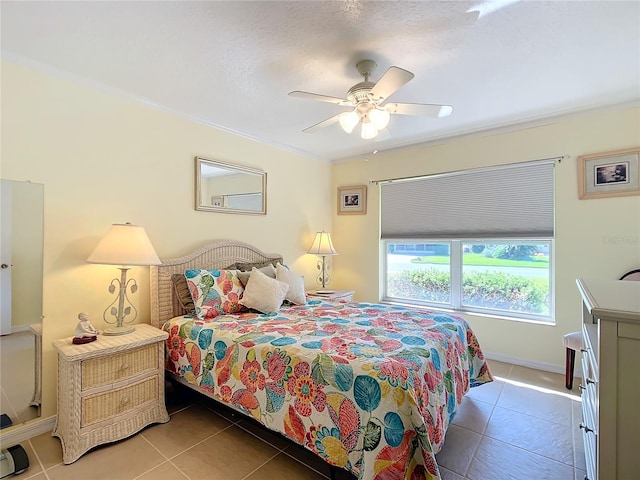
307, 231, 338, 292
87, 223, 161, 335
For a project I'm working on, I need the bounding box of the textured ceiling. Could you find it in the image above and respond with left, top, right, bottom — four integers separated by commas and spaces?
2, 1, 639, 162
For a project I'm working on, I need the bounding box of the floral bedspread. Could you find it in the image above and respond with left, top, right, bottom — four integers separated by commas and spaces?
163, 300, 492, 480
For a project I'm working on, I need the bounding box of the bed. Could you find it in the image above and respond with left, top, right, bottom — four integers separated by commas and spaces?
150, 239, 492, 480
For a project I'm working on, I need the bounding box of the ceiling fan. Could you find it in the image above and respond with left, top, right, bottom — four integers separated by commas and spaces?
289, 59, 453, 140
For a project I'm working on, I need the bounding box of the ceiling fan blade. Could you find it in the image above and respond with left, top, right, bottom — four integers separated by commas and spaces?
386, 102, 453, 118
370, 66, 415, 102
289, 91, 351, 106
302, 113, 342, 133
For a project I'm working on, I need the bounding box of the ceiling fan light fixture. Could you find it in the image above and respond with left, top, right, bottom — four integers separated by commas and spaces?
369, 108, 390, 130
361, 119, 378, 139
339, 111, 360, 133
292, 59, 453, 137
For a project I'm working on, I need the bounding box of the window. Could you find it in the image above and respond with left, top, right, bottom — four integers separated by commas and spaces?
385, 240, 552, 321
380, 159, 556, 323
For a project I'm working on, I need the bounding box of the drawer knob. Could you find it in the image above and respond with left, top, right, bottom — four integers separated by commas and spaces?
578, 384, 586, 391
586, 378, 595, 385
580, 348, 588, 353
121, 363, 129, 371
121, 396, 130, 406
579, 423, 594, 434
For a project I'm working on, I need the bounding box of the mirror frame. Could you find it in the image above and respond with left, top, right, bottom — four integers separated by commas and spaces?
195, 156, 267, 215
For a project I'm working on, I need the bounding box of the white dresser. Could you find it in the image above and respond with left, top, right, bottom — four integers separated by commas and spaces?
576, 278, 640, 480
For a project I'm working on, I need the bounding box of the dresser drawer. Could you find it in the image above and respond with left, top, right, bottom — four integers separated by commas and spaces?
581, 353, 598, 480
81, 376, 159, 426
82, 344, 156, 390
581, 355, 597, 431
583, 426, 597, 480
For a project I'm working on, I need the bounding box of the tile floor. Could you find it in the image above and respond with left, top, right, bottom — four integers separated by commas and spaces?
11, 360, 585, 480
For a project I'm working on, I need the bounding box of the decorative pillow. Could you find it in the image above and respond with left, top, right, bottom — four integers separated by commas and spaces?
235, 259, 283, 271
275, 263, 306, 305
239, 267, 290, 314
184, 269, 246, 320
237, 263, 276, 287
171, 274, 196, 315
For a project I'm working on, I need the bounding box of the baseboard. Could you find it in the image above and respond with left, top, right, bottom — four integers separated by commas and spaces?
485, 351, 583, 379
10, 324, 31, 334
0, 416, 56, 449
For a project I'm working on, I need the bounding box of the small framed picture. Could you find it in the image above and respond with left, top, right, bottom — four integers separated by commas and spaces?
211, 195, 226, 207
577, 147, 640, 199
338, 185, 367, 215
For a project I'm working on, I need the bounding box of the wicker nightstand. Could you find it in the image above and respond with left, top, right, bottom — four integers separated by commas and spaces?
306, 289, 355, 302
52, 323, 169, 464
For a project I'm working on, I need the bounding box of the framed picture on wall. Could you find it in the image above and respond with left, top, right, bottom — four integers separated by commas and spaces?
337, 185, 367, 215
577, 147, 640, 199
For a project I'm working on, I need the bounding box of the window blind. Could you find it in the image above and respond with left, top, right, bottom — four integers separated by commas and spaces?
380, 160, 555, 239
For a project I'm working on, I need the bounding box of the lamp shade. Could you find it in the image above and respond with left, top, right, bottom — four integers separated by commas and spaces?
370, 108, 390, 130
307, 231, 338, 256
87, 223, 161, 266
339, 111, 360, 134
361, 118, 378, 139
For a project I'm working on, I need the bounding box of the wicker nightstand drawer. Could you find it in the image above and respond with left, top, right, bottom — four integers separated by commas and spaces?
81, 376, 159, 426
82, 344, 156, 390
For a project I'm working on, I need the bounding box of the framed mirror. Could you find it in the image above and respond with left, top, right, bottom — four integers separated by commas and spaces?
0, 179, 44, 433
195, 157, 267, 215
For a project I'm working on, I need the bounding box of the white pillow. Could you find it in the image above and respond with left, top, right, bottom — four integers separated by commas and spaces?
276, 263, 307, 305
239, 267, 290, 314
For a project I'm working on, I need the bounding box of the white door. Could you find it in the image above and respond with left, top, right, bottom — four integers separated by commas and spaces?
0, 179, 13, 335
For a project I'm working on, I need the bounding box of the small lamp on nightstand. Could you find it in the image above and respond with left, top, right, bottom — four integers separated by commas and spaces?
87, 223, 161, 335
307, 231, 338, 292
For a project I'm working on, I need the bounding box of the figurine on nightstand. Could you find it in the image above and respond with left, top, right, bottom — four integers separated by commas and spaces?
72, 312, 99, 344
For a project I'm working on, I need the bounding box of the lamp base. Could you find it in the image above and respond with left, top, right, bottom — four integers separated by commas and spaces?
103, 325, 135, 336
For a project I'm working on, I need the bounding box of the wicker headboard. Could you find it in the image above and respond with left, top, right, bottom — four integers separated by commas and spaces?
150, 239, 282, 328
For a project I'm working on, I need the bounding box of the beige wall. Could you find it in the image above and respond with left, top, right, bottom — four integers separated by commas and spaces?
1, 61, 332, 419
331, 107, 640, 370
